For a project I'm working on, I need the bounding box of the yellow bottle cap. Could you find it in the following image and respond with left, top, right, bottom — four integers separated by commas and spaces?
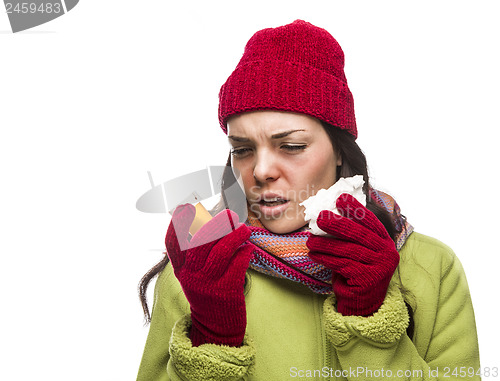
189, 202, 213, 236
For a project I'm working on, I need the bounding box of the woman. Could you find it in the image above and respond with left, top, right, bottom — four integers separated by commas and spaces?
137, 20, 480, 380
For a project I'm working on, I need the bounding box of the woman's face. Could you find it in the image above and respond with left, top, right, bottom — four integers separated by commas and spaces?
227, 110, 341, 234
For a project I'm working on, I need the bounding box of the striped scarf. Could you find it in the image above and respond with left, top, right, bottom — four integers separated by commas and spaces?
245, 189, 413, 294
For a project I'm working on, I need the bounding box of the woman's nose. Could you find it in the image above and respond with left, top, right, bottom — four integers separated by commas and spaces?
253, 151, 280, 183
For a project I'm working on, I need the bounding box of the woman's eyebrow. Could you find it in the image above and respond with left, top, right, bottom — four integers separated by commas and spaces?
228, 129, 306, 142
271, 129, 306, 139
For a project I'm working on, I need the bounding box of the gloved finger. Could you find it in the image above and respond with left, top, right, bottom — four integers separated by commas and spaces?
204, 224, 251, 278
223, 243, 254, 283
183, 209, 244, 272
308, 236, 399, 276
165, 204, 196, 269
308, 251, 356, 273
314, 212, 386, 252
335, 193, 390, 240
308, 251, 372, 282
307, 235, 385, 264
309, 242, 399, 284
190, 209, 241, 248
183, 240, 221, 272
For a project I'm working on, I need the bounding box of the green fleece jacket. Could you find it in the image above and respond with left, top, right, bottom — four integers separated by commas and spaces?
137, 232, 480, 380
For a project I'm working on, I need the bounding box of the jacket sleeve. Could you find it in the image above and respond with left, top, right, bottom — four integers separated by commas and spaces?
136, 264, 256, 381
323, 243, 481, 380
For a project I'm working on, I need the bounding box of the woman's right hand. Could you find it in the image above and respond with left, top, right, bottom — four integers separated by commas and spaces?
165, 204, 253, 347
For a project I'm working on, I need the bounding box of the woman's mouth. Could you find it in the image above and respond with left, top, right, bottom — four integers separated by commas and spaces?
260, 199, 287, 207
257, 198, 290, 218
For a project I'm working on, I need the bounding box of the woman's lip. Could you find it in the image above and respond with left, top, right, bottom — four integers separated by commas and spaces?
256, 201, 290, 218
256, 193, 287, 202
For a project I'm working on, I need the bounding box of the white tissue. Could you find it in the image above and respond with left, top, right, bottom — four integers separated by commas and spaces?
299, 175, 366, 235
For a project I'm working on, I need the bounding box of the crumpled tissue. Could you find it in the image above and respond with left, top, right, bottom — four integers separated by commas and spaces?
299, 175, 366, 235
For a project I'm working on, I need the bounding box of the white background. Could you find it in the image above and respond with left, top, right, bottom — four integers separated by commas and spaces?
1, 1, 499, 379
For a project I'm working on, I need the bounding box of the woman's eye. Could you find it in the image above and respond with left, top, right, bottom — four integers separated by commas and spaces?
231, 145, 306, 157
282, 144, 307, 152
230, 148, 252, 157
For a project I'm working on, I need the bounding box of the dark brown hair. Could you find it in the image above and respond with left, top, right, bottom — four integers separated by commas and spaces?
138, 122, 413, 337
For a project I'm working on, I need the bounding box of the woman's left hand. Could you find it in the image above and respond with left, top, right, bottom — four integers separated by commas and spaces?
306, 193, 400, 316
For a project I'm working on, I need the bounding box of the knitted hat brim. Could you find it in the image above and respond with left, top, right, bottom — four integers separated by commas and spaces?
219, 59, 357, 138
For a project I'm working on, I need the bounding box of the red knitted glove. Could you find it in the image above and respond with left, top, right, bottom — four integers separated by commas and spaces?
306, 194, 400, 316
165, 204, 253, 347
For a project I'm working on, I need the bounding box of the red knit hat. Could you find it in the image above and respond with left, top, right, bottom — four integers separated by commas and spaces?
218, 19, 357, 139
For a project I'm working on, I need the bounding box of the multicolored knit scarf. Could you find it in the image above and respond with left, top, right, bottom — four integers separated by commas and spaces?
245, 189, 413, 294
